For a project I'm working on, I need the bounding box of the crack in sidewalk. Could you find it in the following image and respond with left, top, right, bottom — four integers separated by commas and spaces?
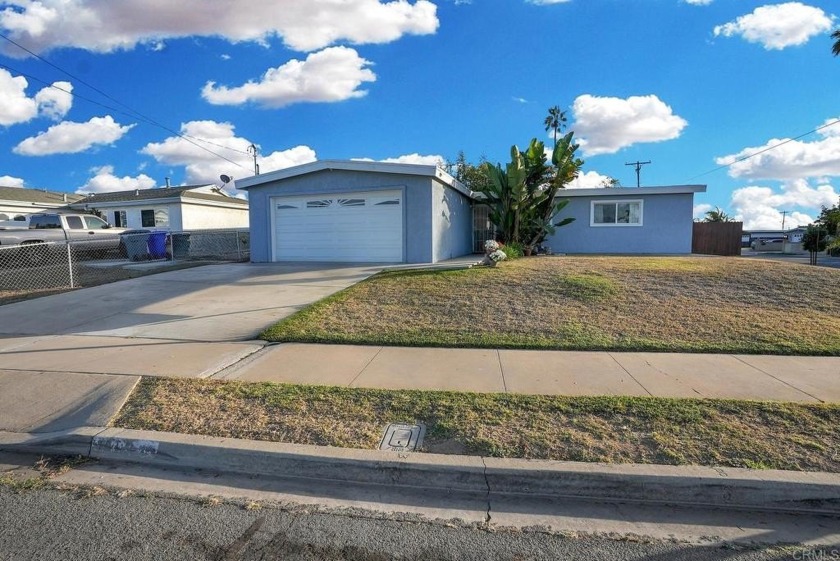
480, 456, 492, 526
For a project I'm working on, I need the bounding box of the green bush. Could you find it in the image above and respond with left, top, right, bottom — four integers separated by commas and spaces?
501, 241, 524, 259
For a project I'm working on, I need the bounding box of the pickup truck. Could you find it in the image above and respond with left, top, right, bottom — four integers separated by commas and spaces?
0, 213, 127, 251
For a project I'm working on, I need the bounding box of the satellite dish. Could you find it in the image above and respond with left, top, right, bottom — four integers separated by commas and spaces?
220, 174, 232, 185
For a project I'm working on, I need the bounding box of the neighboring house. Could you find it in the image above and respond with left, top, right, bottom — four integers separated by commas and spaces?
744, 228, 806, 245
239, 160, 706, 263
0, 185, 83, 221
71, 185, 249, 231
544, 185, 707, 254
237, 160, 472, 263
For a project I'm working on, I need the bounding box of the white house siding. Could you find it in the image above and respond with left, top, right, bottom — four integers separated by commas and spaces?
181, 202, 248, 230
103, 204, 183, 230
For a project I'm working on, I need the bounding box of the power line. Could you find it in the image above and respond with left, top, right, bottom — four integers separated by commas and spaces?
0, 33, 252, 172
685, 118, 840, 182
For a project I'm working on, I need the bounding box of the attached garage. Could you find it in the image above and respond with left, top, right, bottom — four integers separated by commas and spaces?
238, 160, 475, 264
271, 190, 403, 262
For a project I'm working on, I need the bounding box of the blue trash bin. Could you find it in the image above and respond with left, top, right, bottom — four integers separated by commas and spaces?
148, 231, 168, 259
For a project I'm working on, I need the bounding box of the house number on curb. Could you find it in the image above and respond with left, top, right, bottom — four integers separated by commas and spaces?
379, 423, 425, 452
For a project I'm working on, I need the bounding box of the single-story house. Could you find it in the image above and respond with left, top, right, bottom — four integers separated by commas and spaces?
237, 160, 472, 263
71, 185, 248, 230
0, 185, 83, 222
238, 159, 706, 263
543, 185, 707, 254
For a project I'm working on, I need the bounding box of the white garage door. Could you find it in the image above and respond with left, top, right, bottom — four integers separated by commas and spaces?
272, 190, 403, 262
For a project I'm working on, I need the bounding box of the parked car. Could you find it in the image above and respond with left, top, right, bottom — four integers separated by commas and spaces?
750, 238, 785, 251
0, 213, 127, 263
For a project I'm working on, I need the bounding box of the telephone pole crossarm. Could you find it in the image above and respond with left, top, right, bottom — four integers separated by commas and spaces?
625, 160, 651, 188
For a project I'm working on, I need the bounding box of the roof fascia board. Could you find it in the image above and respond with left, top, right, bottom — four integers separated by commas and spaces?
236, 159, 472, 198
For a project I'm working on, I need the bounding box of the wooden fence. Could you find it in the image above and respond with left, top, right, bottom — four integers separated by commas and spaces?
692, 222, 743, 256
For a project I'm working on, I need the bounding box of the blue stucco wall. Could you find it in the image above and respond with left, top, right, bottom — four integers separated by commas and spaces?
431, 181, 473, 262
545, 193, 695, 254
245, 169, 465, 263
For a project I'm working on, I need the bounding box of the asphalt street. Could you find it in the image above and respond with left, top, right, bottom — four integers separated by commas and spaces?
0, 486, 819, 561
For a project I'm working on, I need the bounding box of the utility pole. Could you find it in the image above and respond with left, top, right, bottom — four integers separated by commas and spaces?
625, 160, 651, 188
247, 143, 260, 175
780, 210, 789, 230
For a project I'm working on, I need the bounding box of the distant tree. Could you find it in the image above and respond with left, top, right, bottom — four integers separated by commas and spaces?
599, 177, 620, 188
448, 150, 492, 193
802, 223, 829, 265
543, 105, 566, 146
817, 197, 840, 235
833, 29, 840, 56
703, 206, 732, 222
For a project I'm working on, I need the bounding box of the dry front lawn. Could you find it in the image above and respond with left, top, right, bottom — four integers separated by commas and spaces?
114, 378, 840, 472
261, 256, 840, 355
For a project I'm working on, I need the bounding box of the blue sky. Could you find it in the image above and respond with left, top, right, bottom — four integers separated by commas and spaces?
1, 0, 839, 229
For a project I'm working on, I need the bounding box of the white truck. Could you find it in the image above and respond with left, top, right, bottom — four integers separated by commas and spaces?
0, 213, 127, 258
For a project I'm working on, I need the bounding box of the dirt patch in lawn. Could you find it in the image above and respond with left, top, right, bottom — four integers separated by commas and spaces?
114, 378, 840, 472
261, 256, 840, 355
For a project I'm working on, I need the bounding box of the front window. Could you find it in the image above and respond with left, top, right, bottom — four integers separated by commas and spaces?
591, 200, 643, 227
114, 210, 126, 227
141, 209, 168, 227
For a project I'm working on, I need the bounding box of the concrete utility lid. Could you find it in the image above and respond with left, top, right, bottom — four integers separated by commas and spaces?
379, 423, 425, 452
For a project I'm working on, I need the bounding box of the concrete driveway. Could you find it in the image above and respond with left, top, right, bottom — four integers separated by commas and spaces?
0, 262, 381, 342
0, 262, 382, 432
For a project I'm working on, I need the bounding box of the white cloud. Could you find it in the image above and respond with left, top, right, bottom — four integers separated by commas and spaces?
33, 81, 72, 120
0, 0, 439, 55
352, 153, 445, 166
141, 120, 317, 189
684, 0, 712, 5
526, 0, 571, 4
716, 122, 840, 180
730, 179, 838, 229
693, 203, 713, 219
713, 2, 833, 50
13, 116, 134, 156
572, 94, 688, 156
0, 69, 73, 126
76, 165, 156, 194
202, 47, 376, 108
0, 175, 25, 188
567, 170, 615, 189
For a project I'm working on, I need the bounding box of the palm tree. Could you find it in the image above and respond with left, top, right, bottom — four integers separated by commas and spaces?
704, 206, 732, 223
543, 106, 566, 146
833, 29, 840, 56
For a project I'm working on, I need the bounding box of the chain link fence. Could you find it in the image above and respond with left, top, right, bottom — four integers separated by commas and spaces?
0, 229, 249, 305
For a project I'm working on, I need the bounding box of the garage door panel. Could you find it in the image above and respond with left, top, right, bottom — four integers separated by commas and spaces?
272, 191, 403, 262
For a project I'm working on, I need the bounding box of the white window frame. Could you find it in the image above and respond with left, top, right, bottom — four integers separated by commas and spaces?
590, 199, 644, 227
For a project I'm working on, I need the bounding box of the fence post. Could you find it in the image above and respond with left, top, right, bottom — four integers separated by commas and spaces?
236, 230, 241, 261
169, 232, 175, 262
66, 242, 75, 289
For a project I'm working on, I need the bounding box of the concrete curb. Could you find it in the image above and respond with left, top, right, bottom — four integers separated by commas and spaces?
2, 427, 839, 514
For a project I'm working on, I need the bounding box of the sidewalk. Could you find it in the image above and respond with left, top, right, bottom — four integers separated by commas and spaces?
2, 342, 840, 522
218, 343, 840, 403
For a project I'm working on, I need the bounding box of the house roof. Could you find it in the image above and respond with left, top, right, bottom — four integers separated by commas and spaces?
73, 185, 247, 206
558, 185, 707, 197
0, 185, 82, 205
235, 159, 471, 198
